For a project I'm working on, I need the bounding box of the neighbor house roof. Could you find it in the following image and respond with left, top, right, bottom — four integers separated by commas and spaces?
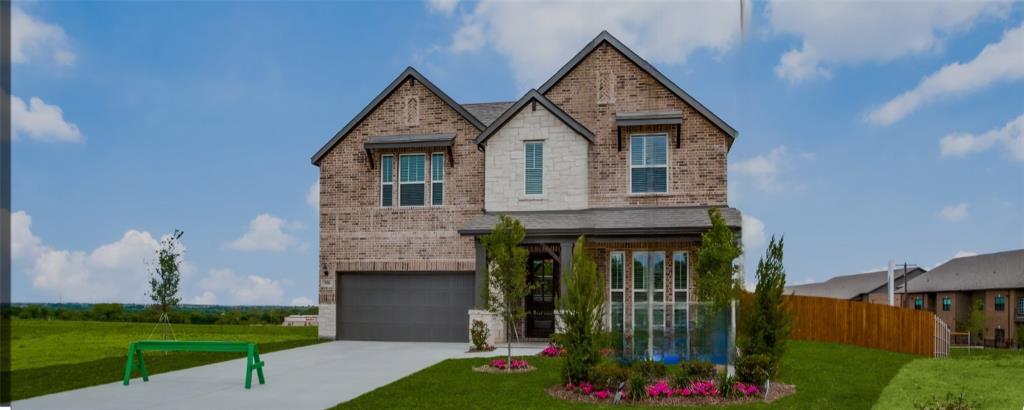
475, 90, 594, 146
903, 249, 1024, 293
311, 67, 486, 165
786, 268, 922, 300
462, 102, 515, 126
537, 31, 738, 142
459, 206, 741, 236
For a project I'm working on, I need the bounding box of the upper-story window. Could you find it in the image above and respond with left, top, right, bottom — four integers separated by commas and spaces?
380, 155, 394, 208
431, 153, 444, 206
995, 294, 1006, 311
399, 154, 426, 206
403, 96, 419, 126
942, 296, 951, 311
597, 70, 615, 104
525, 141, 544, 195
630, 134, 668, 194
914, 296, 923, 310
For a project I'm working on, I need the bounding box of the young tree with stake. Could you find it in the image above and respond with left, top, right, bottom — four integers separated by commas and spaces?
148, 229, 184, 340
481, 216, 533, 371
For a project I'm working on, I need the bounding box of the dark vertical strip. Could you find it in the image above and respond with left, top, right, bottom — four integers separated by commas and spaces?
0, 0, 12, 405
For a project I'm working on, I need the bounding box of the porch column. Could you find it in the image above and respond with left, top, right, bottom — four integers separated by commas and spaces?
474, 238, 486, 308
559, 239, 574, 301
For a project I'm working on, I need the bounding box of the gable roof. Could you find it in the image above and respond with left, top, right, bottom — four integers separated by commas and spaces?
462, 102, 515, 126
311, 67, 486, 165
903, 249, 1024, 293
537, 31, 738, 141
474, 89, 593, 146
786, 268, 923, 300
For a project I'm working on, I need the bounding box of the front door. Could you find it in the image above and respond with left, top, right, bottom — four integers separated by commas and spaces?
525, 254, 559, 338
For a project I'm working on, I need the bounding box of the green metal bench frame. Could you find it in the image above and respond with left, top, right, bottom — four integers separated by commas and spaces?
123, 340, 266, 389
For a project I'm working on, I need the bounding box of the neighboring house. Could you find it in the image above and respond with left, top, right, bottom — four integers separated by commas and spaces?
282, 315, 318, 327
311, 31, 741, 349
786, 267, 926, 306
902, 249, 1024, 347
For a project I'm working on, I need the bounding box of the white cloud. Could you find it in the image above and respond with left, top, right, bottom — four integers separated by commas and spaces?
446, 0, 743, 87
730, 146, 789, 193
742, 214, 766, 251
12, 96, 83, 143
427, 0, 459, 16
190, 291, 217, 305
867, 23, 1024, 125
12, 6, 75, 65
13, 211, 167, 302
306, 180, 319, 208
226, 214, 300, 252
940, 112, 1024, 161
291, 296, 314, 306
769, 1, 1009, 84
938, 203, 969, 222
198, 268, 285, 305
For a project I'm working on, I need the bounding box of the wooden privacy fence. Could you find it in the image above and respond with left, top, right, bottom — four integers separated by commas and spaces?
786, 295, 943, 357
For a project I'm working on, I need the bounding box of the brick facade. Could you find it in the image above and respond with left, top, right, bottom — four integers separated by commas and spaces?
543, 43, 729, 208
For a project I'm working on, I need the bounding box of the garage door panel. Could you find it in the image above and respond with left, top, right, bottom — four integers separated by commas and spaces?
338, 272, 473, 342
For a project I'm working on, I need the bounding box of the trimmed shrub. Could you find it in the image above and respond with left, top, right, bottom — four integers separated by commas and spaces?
470, 320, 489, 351
681, 360, 715, 379
590, 362, 630, 391
631, 359, 666, 380
735, 354, 776, 386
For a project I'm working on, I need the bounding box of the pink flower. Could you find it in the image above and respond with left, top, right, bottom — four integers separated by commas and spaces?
646, 380, 672, 397
565, 382, 575, 391
594, 390, 611, 400
732, 382, 761, 397
540, 345, 564, 357
682, 387, 692, 396
579, 382, 593, 395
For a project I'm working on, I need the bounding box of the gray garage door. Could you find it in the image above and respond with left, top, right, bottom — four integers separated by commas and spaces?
338, 272, 474, 342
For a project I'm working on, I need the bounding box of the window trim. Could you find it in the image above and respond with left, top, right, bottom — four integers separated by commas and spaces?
380, 154, 394, 208
628, 133, 670, 195
631, 250, 666, 358
608, 251, 625, 332
430, 152, 445, 207
398, 153, 427, 208
524, 140, 545, 196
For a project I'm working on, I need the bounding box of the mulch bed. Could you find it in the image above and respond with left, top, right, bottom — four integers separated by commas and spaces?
546, 382, 796, 406
472, 364, 537, 374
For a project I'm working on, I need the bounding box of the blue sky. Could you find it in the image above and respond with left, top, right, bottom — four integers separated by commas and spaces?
11, 1, 1024, 305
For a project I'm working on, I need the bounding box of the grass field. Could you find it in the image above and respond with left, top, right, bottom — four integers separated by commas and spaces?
874, 348, 1024, 409
11, 319, 320, 400
335, 341, 919, 409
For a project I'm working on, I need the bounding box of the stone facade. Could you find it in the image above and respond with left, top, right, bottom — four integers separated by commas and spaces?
543, 42, 730, 208
484, 103, 590, 212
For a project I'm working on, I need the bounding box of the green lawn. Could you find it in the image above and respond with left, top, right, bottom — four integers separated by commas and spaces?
336, 341, 918, 409
11, 319, 320, 400
875, 348, 1024, 409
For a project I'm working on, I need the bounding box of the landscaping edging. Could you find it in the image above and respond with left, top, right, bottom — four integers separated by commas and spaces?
472, 365, 537, 374
545, 382, 797, 406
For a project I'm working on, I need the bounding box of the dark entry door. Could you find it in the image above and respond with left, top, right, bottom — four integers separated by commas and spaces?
526, 256, 559, 338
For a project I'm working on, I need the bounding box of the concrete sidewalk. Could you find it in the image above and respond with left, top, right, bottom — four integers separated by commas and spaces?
14, 341, 544, 410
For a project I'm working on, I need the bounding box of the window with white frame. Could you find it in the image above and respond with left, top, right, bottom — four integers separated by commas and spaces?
399, 154, 425, 206
431, 153, 444, 206
380, 155, 394, 207
609, 252, 625, 335
632, 251, 665, 357
672, 252, 688, 345
630, 134, 668, 194
524, 141, 544, 195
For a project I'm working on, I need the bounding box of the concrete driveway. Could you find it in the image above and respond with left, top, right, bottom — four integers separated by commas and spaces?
15, 341, 543, 410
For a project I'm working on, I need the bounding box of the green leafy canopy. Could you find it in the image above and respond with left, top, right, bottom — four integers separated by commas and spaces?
694, 208, 742, 309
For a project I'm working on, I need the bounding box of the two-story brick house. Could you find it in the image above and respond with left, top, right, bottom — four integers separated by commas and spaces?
311, 31, 742, 350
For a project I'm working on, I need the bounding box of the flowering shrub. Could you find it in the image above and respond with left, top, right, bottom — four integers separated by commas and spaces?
593, 390, 611, 400
683, 379, 720, 397
733, 382, 761, 397
540, 345, 564, 357
490, 358, 529, 369
646, 379, 672, 397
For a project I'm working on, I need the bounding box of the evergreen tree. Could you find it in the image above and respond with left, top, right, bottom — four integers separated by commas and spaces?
694, 208, 743, 309
557, 235, 605, 383
740, 236, 791, 362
